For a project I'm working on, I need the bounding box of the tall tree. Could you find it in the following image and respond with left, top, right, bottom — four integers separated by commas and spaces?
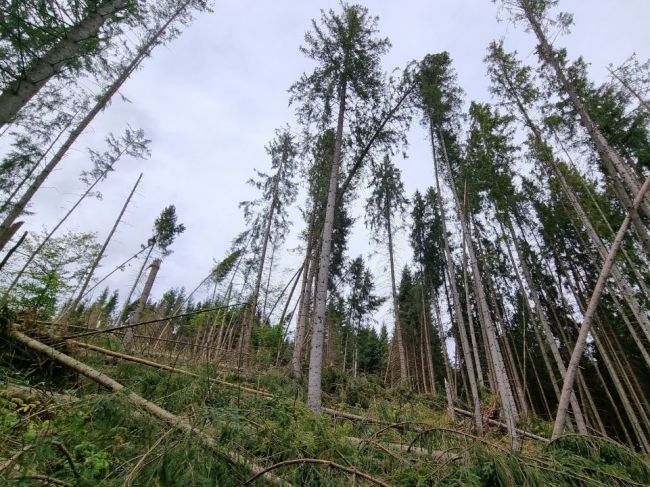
289, 3, 390, 412
414, 52, 486, 435
119, 204, 185, 335
343, 256, 384, 377
500, 0, 650, 230
239, 129, 298, 364
365, 155, 409, 383
0, 0, 207, 252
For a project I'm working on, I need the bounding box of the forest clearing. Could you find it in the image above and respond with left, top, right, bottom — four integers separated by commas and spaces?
1, 0, 650, 485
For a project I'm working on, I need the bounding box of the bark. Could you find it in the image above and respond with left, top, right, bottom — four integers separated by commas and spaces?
504, 219, 588, 433
430, 127, 483, 434
10, 331, 289, 486
0, 5, 181, 251
0, 231, 26, 271
476, 235, 529, 420
593, 320, 650, 451
386, 207, 408, 383
117, 244, 154, 325
438, 129, 519, 449
291, 238, 315, 377
0, 221, 23, 251
0, 0, 130, 126
124, 257, 161, 349
504, 72, 650, 346
307, 81, 347, 413
552, 175, 650, 440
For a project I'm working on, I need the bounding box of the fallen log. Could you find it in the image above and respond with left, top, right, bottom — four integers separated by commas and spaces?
69, 340, 273, 399
453, 407, 548, 443
10, 330, 291, 487
68, 337, 547, 444
346, 437, 462, 463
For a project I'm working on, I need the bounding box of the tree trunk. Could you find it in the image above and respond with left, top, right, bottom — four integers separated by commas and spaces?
124, 258, 161, 350
69, 173, 142, 317
386, 207, 408, 383
292, 235, 315, 378
552, 175, 650, 440
504, 218, 588, 433
10, 330, 290, 486
430, 124, 483, 434
438, 128, 519, 449
522, 1, 650, 219
0, 221, 23, 253
5, 154, 124, 297
118, 243, 154, 326
307, 80, 347, 413
0, 0, 130, 126
241, 163, 283, 364
0, 5, 182, 251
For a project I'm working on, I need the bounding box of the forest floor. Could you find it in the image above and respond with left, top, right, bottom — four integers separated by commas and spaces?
1, 329, 649, 486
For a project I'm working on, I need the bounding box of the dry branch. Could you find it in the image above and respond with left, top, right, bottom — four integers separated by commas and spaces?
10, 330, 291, 487
243, 458, 392, 487
454, 407, 548, 443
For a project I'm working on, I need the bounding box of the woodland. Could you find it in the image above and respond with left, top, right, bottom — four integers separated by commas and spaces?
0, 0, 650, 485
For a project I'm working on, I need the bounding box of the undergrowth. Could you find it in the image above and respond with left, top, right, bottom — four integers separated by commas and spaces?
1, 339, 649, 486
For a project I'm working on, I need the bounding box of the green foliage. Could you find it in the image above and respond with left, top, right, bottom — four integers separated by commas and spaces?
152, 205, 186, 256
2, 230, 100, 320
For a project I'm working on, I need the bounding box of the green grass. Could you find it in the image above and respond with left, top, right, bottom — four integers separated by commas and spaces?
1, 341, 649, 486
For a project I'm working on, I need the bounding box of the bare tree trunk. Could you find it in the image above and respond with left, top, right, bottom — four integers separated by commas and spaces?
552, 176, 650, 440
386, 207, 408, 383
124, 258, 162, 350
292, 239, 315, 378
0, 0, 129, 126
117, 244, 154, 326
10, 330, 290, 486
69, 173, 142, 316
462, 239, 485, 389
0, 221, 23, 253
504, 219, 588, 433
430, 130, 483, 434
438, 128, 519, 449
241, 163, 283, 364
307, 81, 347, 413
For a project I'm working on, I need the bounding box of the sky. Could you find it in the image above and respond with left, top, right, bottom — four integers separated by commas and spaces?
15, 0, 650, 330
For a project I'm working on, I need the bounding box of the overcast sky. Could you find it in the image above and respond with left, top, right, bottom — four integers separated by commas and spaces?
20, 0, 650, 329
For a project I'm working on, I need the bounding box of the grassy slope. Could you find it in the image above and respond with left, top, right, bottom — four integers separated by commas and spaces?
1, 337, 649, 486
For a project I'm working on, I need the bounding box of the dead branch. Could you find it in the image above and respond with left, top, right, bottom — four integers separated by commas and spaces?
0, 444, 35, 473
243, 458, 392, 487
454, 407, 548, 443
12, 474, 71, 486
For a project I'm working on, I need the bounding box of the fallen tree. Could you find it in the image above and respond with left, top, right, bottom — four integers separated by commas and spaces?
10, 330, 291, 486
70, 338, 548, 442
